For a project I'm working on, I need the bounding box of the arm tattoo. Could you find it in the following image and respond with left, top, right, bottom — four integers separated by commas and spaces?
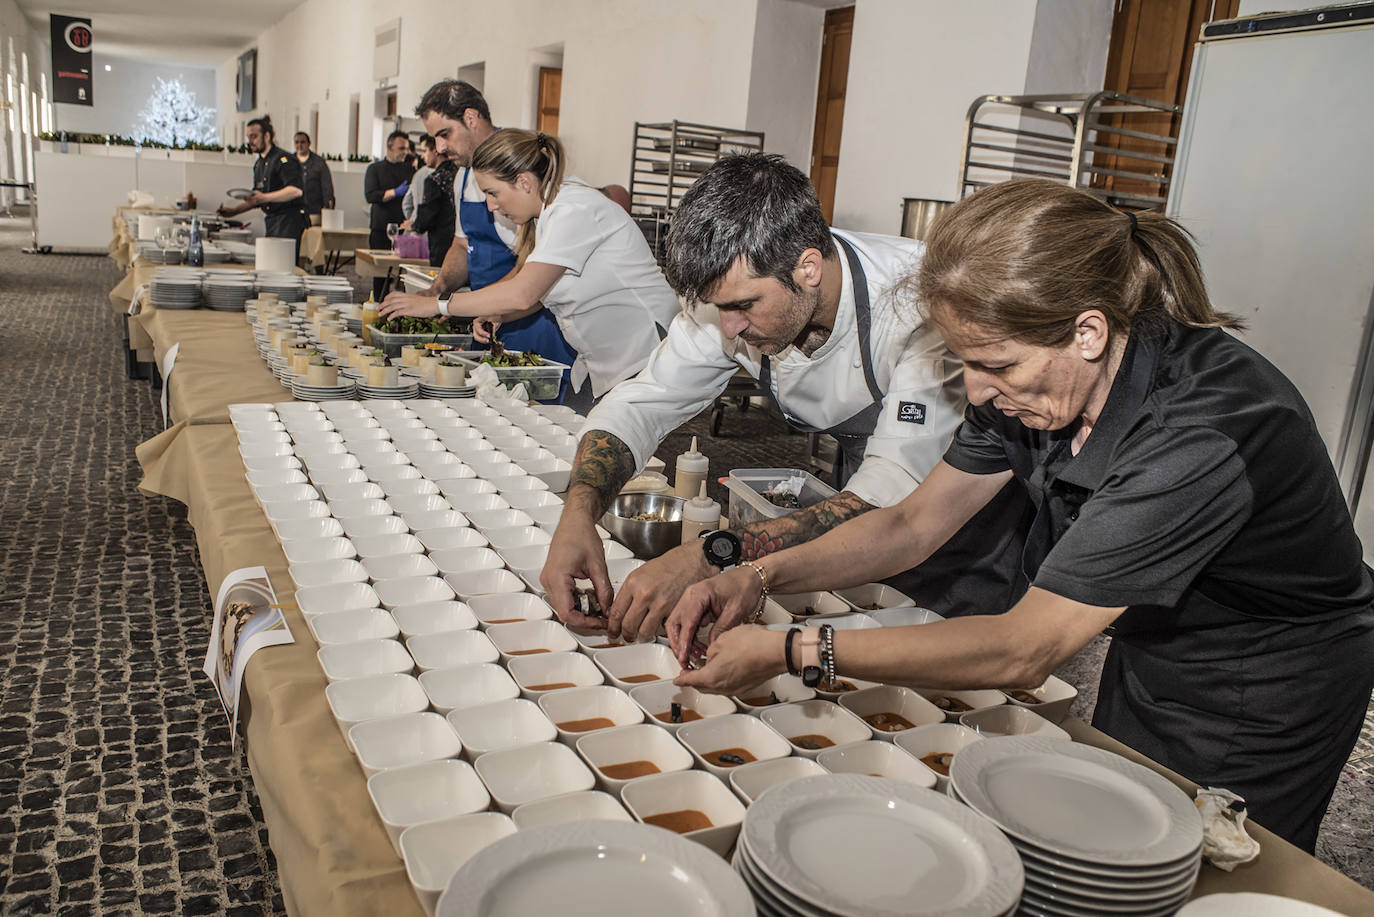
568, 430, 637, 516
738, 491, 875, 562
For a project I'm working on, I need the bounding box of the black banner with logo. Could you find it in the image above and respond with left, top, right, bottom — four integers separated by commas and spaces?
50, 15, 93, 106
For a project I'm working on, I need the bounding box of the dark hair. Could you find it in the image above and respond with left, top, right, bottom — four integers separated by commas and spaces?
386, 130, 409, 146
414, 79, 491, 124
664, 153, 835, 305
471, 129, 566, 263
293, 131, 310, 143
417, 133, 434, 151
915, 178, 1243, 347
247, 116, 274, 141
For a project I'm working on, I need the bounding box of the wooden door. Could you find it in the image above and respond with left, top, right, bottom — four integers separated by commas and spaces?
809, 6, 853, 224
537, 67, 562, 135
1097, 0, 1240, 201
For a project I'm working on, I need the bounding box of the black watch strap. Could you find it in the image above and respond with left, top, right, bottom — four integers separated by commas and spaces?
784, 627, 802, 677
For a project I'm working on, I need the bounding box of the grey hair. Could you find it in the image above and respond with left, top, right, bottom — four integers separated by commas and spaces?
664, 153, 836, 305
414, 79, 491, 124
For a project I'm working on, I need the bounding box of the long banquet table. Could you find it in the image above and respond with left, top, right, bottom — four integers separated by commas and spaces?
132, 308, 1374, 917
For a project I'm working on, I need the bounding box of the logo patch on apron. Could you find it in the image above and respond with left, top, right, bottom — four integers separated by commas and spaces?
898, 401, 927, 424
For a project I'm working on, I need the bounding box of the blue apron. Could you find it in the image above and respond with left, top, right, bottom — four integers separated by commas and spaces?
458, 168, 576, 401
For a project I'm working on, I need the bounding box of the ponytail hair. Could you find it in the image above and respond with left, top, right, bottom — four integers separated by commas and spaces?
470, 129, 566, 262
914, 178, 1243, 347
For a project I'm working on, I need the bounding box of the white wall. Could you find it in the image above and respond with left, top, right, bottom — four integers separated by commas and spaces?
52, 52, 217, 140
746, 0, 826, 171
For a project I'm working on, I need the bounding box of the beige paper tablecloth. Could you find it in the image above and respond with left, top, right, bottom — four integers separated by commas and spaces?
130, 322, 1374, 917
299, 227, 370, 270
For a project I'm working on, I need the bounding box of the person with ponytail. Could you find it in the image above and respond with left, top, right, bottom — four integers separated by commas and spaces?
380, 128, 679, 409
668, 178, 1374, 853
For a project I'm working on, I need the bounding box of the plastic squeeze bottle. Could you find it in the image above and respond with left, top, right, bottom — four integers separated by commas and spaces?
680, 481, 722, 545
674, 436, 709, 499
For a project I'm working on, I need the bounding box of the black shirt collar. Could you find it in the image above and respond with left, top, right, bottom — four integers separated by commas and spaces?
1053, 320, 1166, 491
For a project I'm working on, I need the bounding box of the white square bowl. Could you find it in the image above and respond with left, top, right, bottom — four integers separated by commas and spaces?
537, 685, 646, 743
760, 699, 873, 757
379, 477, 441, 498
427, 546, 504, 577
419, 662, 520, 715
339, 514, 412, 541
364, 554, 440, 583
264, 498, 330, 524
407, 629, 499, 672
416, 527, 489, 552
473, 740, 595, 813
914, 687, 1008, 721
443, 568, 526, 601
325, 672, 428, 750
444, 493, 509, 516
628, 682, 738, 733
466, 508, 533, 533
348, 710, 461, 778
485, 619, 578, 662
446, 697, 557, 760
510, 789, 631, 829
404, 509, 470, 532
769, 591, 852, 620
280, 535, 356, 566
252, 482, 320, 506
308, 607, 399, 646
493, 473, 549, 494
574, 723, 695, 796
732, 674, 816, 713
959, 704, 1071, 741
466, 593, 554, 628
304, 466, 366, 487
246, 467, 307, 489
501, 490, 562, 511
816, 739, 938, 790
727, 755, 829, 806
832, 583, 917, 612
368, 758, 491, 857
1000, 673, 1078, 724
352, 532, 426, 558
327, 497, 394, 520
321, 481, 386, 503
803, 612, 881, 632
399, 811, 516, 917
892, 722, 985, 791
270, 516, 344, 542
837, 685, 947, 741
374, 576, 455, 609
507, 651, 605, 700
391, 600, 479, 639
620, 770, 746, 857
870, 606, 946, 628
287, 558, 369, 590
317, 638, 414, 682
294, 581, 380, 618
676, 713, 792, 779
592, 643, 681, 691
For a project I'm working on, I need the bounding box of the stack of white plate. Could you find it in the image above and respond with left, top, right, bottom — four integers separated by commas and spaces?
948, 737, 1202, 917
419, 381, 477, 399
204, 275, 256, 311
304, 277, 354, 304
290, 377, 356, 401
256, 272, 305, 301
437, 820, 755, 917
357, 379, 420, 400
735, 774, 1023, 917
148, 273, 204, 309
202, 243, 233, 264
214, 228, 254, 244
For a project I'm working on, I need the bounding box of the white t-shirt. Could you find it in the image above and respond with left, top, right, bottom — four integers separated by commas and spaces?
452, 166, 517, 249
587, 230, 966, 507
528, 179, 682, 395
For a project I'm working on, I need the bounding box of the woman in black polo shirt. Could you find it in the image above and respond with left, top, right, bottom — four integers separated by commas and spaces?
670, 178, 1374, 852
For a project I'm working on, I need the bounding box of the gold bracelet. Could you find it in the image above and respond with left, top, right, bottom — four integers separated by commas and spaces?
740, 561, 770, 623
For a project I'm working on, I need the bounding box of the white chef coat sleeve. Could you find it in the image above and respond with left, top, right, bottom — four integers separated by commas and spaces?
527, 196, 606, 276
585, 308, 742, 473
842, 325, 966, 508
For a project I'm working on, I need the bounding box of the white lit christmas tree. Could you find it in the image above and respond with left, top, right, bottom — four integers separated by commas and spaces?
134, 77, 218, 146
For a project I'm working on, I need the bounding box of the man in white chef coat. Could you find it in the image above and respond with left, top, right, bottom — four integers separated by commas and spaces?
542, 153, 1030, 645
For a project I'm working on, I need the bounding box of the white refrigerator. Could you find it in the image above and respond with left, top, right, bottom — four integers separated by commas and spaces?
1167, 4, 1374, 556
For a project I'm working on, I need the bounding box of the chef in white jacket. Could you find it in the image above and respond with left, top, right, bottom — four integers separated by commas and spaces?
542, 153, 1031, 645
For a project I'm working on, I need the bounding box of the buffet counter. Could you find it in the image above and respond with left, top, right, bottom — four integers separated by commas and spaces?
132, 315, 1374, 917
300, 226, 371, 274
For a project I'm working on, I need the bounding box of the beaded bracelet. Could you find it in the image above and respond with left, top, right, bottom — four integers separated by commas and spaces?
740, 561, 770, 624
818, 623, 836, 686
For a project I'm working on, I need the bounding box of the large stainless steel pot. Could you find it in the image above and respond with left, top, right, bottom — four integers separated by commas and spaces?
901, 198, 953, 242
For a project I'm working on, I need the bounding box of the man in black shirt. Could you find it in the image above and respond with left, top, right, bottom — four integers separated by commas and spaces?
292, 131, 335, 224
218, 116, 308, 259
363, 130, 415, 298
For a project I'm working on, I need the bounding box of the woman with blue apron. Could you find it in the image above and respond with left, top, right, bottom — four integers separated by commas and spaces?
458, 167, 577, 401
758, 234, 1032, 619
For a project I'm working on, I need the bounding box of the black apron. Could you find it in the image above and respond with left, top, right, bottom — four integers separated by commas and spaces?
759, 234, 1032, 618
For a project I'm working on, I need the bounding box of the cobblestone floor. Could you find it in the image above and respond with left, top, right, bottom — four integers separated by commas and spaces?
0, 212, 1369, 916
0, 216, 285, 916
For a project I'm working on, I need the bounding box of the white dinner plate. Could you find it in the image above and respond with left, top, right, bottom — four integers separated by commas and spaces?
436, 819, 754, 917
1175, 894, 1349, 917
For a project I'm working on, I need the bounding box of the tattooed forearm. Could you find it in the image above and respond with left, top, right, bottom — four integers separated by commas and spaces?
566, 430, 637, 517
738, 491, 875, 561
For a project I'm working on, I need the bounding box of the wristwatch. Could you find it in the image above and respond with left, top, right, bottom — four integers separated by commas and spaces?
436, 295, 452, 317
699, 529, 741, 570
799, 628, 823, 688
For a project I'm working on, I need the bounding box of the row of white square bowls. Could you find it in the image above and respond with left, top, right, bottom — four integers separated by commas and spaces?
231, 395, 1078, 916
